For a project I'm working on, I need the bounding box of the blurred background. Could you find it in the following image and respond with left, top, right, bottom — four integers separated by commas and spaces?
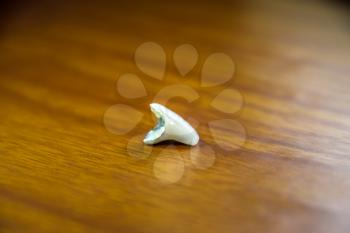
0, 1, 350, 233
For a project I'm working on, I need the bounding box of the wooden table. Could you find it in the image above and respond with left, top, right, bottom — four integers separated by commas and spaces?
1, 1, 350, 232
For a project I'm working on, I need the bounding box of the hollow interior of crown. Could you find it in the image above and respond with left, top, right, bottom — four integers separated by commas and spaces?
144, 116, 165, 143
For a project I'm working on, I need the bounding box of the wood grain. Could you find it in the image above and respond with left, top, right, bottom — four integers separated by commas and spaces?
1, 1, 350, 233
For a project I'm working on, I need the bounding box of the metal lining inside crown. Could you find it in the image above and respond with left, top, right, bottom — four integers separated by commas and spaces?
143, 107, 166, 144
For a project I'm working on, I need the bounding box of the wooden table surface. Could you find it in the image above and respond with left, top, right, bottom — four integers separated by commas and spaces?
1, 1, 350, 233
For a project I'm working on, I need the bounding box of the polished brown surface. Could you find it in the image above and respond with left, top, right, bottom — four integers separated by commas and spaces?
1, 1, 350, 233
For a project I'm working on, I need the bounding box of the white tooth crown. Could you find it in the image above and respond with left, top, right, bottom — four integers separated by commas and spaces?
143, 103, 199, 146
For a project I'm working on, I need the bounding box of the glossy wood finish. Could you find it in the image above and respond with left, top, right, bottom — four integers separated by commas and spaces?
1, 1, 350, 233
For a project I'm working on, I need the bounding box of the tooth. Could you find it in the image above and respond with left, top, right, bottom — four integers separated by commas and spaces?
143, 103, 199, 146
